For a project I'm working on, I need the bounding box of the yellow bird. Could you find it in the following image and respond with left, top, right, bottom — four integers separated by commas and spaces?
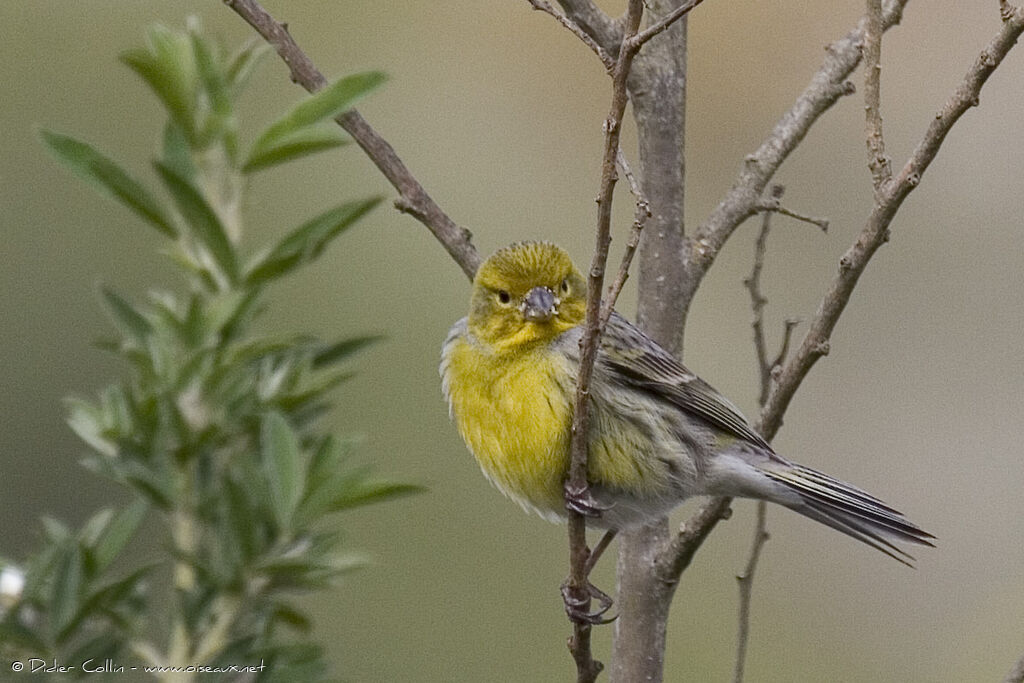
441, 242, 932, 568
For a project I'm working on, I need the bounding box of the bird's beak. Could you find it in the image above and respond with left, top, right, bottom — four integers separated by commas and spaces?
522, 286, 558, 322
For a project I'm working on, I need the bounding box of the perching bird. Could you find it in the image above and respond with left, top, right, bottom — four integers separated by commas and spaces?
441, 241, 933, 572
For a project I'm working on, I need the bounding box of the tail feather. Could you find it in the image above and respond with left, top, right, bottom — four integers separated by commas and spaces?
762, 464, 935, 567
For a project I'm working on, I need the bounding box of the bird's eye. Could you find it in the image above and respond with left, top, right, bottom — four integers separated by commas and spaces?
560, 278, 570, 294
497, 290, 511, 304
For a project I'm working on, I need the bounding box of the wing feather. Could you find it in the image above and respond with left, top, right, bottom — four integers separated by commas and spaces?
598, 312, 772, 451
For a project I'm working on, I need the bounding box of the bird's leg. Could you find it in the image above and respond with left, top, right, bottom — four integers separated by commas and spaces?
561, 529, 618, 625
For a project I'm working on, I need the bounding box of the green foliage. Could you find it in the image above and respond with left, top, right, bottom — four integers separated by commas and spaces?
4, 19, 418, 682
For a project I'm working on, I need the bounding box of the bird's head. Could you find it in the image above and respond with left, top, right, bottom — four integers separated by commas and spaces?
468, 241, 587, 350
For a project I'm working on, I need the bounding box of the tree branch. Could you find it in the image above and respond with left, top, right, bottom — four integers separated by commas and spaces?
680, 0, 908, 320
565, 3, 645, 679
732, 500, 769, 683
864, 0, 893, 189
222, 0, 481, 279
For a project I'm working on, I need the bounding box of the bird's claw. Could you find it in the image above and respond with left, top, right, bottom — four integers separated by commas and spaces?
561, 579, 617, 625
564, 483, 611, 518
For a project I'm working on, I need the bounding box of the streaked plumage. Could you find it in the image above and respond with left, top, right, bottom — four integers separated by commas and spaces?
441, 242, 933, 564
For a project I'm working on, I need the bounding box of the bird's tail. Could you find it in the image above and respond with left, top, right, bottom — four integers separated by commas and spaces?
762, 463, 935, 566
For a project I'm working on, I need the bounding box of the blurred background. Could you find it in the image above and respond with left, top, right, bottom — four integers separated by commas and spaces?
2, 2, 1022, 681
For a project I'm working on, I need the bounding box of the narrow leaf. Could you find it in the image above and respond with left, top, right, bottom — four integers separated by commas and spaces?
226, 39, 268, 96
40, 130, 177, 238
246, 71, 385, 165
262, 412, 305, 531
245, 197, 382, 284
155, 162, 238, 284
91, 499, 148, 573
190, 29, 236, 156
242, 126, 349, 173
80, 509, 115, 550
313, 334, 383, 368
50, 545, 83, 643
162, 122, 195, 179
323, 481, 424, 513
120, 25, 197, 140
100, 287, 153, 343
0, 621, 48, 653
66, 398, 117, 458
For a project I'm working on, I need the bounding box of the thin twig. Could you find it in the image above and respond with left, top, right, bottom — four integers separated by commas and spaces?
628, 0, 708, 50
732, 501, 769, 683
528, 0, 615, 70
745, 201, 772, 402
752, 197, 830, 233
565, 3, 645, 681
222, 0, 481, 279
864, 0, 893, 189
732, 186, 800, 683
600, 149, 651, 327
743, 185, 780, 405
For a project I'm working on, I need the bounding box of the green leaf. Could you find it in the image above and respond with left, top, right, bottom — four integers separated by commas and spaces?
50, 545, 83, 643
91, 499, 148, 573
313, 334, 383, 368
245, 197, 382, 284
190, 29, 236, 156
76, 564, 154, 632
224, 477, 263, 562
162, 122, 195, 179
0, 620, 48, 653
66, 398, 117, 458
271, 601, 313, 633
154, 161, 238, 284
298, 467, 422, 525
319, 480, 424, 514
225, 38, 268, 96
41, 517, 72, 544
306, 435, 359, 490
262, 412, 305, 531
100, 287, 153, 344
40, 130, 177, 238
242, 126, 349, 173
120, 24, 198, 140
246, 71, 385, 167
79, 509, 115, 551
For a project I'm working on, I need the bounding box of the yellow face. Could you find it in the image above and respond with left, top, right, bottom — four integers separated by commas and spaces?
468, 242, 587, 350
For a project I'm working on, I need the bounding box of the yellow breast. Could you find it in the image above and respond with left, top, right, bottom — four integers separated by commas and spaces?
442, 330, 573, 519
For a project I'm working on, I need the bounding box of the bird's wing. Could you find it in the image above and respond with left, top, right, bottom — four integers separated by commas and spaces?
598, 312, 773, 451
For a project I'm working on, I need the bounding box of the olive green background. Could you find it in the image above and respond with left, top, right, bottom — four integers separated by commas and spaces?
3, 2, 1023, 681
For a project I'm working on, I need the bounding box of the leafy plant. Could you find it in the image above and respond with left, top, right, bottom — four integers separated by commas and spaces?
0, 19, 418, 682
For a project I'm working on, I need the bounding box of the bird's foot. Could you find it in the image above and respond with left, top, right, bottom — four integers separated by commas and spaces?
564, 482, 611, 518
560, 579, 616, 625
